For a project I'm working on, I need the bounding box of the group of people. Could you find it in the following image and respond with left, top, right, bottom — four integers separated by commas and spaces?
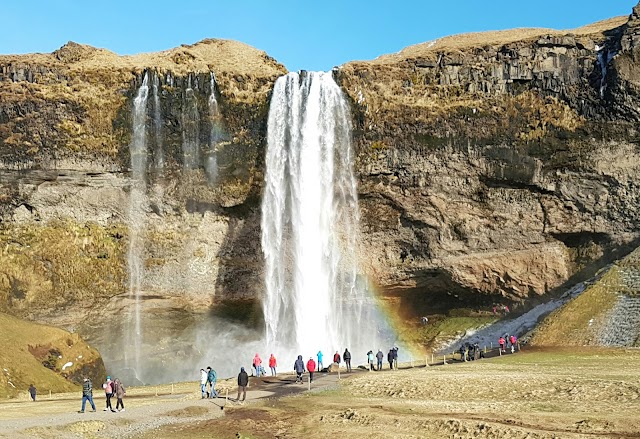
458, 342, 485, 361
78, 375, 126, 413
365, 348, 398, 371
251, 353, 278, 377
498, 334, 518, 353
199, 366, 218, 399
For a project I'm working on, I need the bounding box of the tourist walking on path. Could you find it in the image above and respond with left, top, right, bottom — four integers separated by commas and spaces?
333, 351, 341, 365
199, 369, 208, 398
79, 378, 96, 413
113, 378, 126, 412
509, 335, 517, 348
367, 350, 374, 371
499, 336, 506, 353
294, 355, 305, 383
306, 357, 316, 382
253, 353, 263, 377
343, 349, 352, 372
237, 367, 249, 402
207, 366, 218, 398
317, 351, 323, 370
269, 354, 277, 376
388, 349, 394, 369
376, 349, 384, 371
103, 376, 116, 412
28, 384, 36, 402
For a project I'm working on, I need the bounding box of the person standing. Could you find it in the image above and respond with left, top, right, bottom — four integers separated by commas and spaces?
367, 350, 374, 371
103, 376, 115, 412
387, 349, 394, 370
306, 357, 316, 382
343, 349, 352, 372
333, 351, 341, 365
113, 378, 126, 412
392, 347, 399, 369
200, 369, 208, 398
317, 350, 323, 371
207, 366, 218, 398
237, 367, 249, 402
269, 354, 277, 376
376, 349, 384, 371
294, 355, 305, 383
28, 384, 36, 402
253, 353, 263, 377
499, 336, 506, 353
79, 378, 96, 413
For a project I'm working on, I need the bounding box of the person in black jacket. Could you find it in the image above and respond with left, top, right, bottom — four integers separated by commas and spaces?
387, 349, 394, 370
294, 355, 305, 383
28, 384, 36, 402
79, 378, 96, 413
237, 367, 249, 402
343, 349, 352, 372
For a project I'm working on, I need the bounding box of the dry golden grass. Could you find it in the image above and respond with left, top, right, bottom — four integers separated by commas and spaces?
530, 266, 622, 346
0, 312, 101, 398
140, 348, 640, 439
371, 15, 628, 64
0, 221, 127, 315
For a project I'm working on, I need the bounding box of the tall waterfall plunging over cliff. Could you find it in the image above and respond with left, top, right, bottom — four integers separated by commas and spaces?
125, 72, 150, 376
262, 71, 389, 357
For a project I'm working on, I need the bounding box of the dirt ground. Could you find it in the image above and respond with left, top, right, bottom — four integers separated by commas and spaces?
2, 347, 640, 439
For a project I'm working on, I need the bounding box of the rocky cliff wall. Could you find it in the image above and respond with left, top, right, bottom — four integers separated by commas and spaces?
337, 10, 640, 316
2, 7, 640, 361
0, 40, 284, 365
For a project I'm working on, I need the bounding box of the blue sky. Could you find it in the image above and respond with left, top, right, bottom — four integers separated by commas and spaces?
0, 1, 634, 72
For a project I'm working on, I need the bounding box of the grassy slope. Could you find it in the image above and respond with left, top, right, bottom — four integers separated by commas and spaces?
530, 259, 632, 346
0, 312, 102, 398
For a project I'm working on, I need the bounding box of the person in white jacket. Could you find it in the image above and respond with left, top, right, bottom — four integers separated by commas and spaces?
200, 369, 208, 398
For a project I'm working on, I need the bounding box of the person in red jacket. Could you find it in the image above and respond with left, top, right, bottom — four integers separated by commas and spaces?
333, 351, 341, 364
307, 357, 317, 382
498, 337, 506, 353
268, 354, 277, 376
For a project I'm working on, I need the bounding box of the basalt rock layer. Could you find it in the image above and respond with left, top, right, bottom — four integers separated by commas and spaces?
1, 6, 640, 368
338, 12, 640, 316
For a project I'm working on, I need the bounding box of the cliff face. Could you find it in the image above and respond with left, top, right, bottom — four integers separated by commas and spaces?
2, 6, 640, 369
0, 40, 284, 371
336, 12, 640, 316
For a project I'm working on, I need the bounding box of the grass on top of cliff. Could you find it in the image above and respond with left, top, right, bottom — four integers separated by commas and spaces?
373, 15, 627, 63
0, 312, 101, 398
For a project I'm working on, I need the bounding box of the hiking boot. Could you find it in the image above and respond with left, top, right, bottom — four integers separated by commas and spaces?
119, 408, 125, 412
90, 409, 96, 412
103, 408, 109, 411
78, 411, 84, 413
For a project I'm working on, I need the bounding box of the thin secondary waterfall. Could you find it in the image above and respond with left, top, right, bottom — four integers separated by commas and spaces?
152, 72, 164, 171
205, 73, 221, 183
126, 72, 150, 377
182, 74, 200, 169
262, 71, 386, 358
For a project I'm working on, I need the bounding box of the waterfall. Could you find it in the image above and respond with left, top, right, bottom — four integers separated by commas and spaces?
152, 72, 164, 171
182, 74, 200, 170
597, 45, 617, 98
125, 72, 150, 378
261, 71, 388, 359
205, 73, 221, 183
